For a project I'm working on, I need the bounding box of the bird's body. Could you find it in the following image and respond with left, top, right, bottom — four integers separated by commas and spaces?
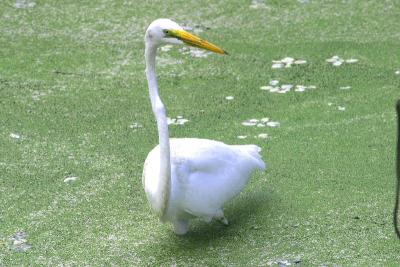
143, 138, 265, 234
142, 19, 266, 234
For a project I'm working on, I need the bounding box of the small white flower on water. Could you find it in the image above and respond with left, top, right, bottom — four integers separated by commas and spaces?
176, 119, 189, 125
167, 117, 176, 125
10, 133, 21, 139
277, 89, 289, 94
338, 106, 346, 111
333, 61, 343, 67
237, 135, 248, 139
270, 80, 279, 86
284, 63, 293, 68
272, 63, 284, 69
260, 85, 274, 91
281, 57, 295, 64
326, 55, 341, 63
242, 118, 279, 128
345, 58, 358, 63
257, 133, 269, 139
64, 176, 78, 183
160, 45, 173, 52
129, 122, 142, 129
281, 84, 293, 90
327, 55, 358, 66
266, 121, 280, 127
249, 0, 268, 9
261, 82, 316, 94
13, 240, 26, 246
294, 60, 307, 65
225, 96, 234, 100
15, 0, 36, 9
242, 121, 257, 127
340, 86, 351, 90
295, 86, 306, 92
395, 70, 400, 75
168, 116, 189, 125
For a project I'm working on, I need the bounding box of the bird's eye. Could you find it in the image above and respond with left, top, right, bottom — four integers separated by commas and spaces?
164, 30, 170, 35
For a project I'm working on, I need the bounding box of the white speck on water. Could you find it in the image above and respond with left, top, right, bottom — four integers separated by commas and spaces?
176, 118, 189, 125
339, 86, 351, 90
257, 133, 269, 139
249, 0, 268, 9
260, 85, 274, 91
294, 86, 306, 92
160, 45, 173, 52
64, 176, 78, 183
272, 63, 284, 69
167, 117, 176, 125
328, 102, 333, 106
237, 135, 248, 139
327, 55, 358, 66
345, 58, 358, 63
284, 63, 293, 68
225, 96, 234, 100
395, 70, 400, 75
180, 47, 211, 58
168, 116, 189, 125
333, 60, 343, 67
326, 55, 341, 63
10, 232, 31, 252
261, 81, 316, 94
277, 89, 289, 94
15, 0, 36, 9
272, 57, 306, 68
294, 60, 307, 65
10, 133, 21, 139
266, 121, 280, 127
281, 84, 293, 90
242, 121, 257, 126
270, 80, 279, 86
281, 57, 295, 64
242, 118, 279, 128
129, 122, 142, 129
338, 106, 346, 111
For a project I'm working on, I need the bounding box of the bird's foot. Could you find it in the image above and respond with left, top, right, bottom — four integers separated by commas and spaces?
173, 219, 189, 235
215, 210, 229, 225
220, 216, 229, 226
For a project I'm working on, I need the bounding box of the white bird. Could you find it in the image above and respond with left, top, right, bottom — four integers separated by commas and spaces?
142, 19, 266, 235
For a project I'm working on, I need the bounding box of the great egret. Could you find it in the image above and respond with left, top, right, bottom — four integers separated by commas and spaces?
142, 18, 266, 235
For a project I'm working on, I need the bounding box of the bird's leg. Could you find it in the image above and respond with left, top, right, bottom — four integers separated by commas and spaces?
173, 219, 189, 235
215, 210, 229, 225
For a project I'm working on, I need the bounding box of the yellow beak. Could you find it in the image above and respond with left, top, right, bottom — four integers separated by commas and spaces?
169, 29, 228, 55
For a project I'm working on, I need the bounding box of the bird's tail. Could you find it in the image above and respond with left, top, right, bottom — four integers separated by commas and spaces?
234, 145, 266, 171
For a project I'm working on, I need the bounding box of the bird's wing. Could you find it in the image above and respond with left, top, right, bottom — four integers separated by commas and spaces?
169, 138, 265, 218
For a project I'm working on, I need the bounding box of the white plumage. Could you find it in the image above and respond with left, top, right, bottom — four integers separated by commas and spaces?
142, 19, 266, 234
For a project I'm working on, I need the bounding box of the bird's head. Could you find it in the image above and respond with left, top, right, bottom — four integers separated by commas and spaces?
145, 18, 227, 55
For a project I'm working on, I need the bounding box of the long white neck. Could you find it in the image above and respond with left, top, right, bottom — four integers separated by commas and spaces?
145, 43, 171, 220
